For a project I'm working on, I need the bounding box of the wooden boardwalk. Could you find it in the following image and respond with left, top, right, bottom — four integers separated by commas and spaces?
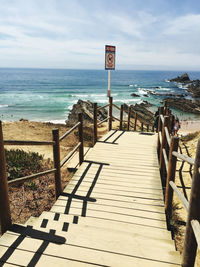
0, 130, 181, 266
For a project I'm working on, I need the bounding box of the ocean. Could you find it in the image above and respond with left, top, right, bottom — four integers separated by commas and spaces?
0, 68, 200, 123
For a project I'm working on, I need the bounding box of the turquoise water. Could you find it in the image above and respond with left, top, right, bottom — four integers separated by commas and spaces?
0, 68, 200, 122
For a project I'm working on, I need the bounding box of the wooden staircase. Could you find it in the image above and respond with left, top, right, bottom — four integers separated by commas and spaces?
0, 130, 181, 266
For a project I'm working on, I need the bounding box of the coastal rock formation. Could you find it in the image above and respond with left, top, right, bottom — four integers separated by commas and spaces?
148, 91, 187, 98
66, 100, 107, 126
124, 102, 154, 125
130, 93, 140, 97
164, 98, 200, 114
187, 80, 200, 98
169, 73, 190, 83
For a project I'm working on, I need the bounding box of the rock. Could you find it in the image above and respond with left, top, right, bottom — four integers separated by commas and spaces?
148, 91, 187, 98
187, 80, 200, 98
163, 98, 200, 114
66, 100, 108, 126
169, 73, 190, 83
19, 118, 28, 122
130, 93, 140, 97
123, 102, 154, 125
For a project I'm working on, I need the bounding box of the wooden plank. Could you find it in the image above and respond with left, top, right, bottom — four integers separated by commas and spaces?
54, 199, 166, 221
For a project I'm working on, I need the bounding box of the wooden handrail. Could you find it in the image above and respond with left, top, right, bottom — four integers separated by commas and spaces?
97, 117, 109, 126
60, 142, 81, 168
112, 115, 120, 122
165, 137, 179, 223
169, 181, 189, 211
4, 140, 55, 146
97, 104, 109, 111
159, 131, 162, 145
164, 126, 171, 146
112, 103, 121, 111
163, 148, 168, 171
59, 122, 80, 142
191, 220, 200, 250
172, 151, 195, 165
8, 168, 56, 186
160, 114, 164, 124
182, 138, 200, 267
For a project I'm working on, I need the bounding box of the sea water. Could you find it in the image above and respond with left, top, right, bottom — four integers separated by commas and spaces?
0, 68, 200, 123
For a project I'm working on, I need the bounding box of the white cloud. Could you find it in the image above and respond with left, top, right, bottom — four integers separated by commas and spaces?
0, 0, 200, 70
164, 14, 200, 35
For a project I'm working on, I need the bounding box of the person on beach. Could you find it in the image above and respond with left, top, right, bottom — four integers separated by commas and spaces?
173, 119, 181, 136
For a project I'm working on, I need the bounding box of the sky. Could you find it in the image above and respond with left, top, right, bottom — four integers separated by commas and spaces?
0, 0, 200, 70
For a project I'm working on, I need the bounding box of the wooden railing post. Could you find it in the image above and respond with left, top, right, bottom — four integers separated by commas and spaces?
141, 122, 144, 132
170, 115, 175, 134
157, 107, 164, 157
52, 128, 62, 199
0, 121, 12, 234
165, 137, 179, 224
78, 113, 84, 165
120, 104, 123, 130
182, 139, 200, 267
127, 106, 131, 131
159, 116, 169, 187
93, 103, 97, 145
108, 97, 113, 131
134, 112, 137, 131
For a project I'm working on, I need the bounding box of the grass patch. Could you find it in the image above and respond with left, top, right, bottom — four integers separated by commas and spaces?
5, 149, 44, 180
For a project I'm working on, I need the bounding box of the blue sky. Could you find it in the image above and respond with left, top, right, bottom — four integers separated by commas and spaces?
0, 0, 200, 70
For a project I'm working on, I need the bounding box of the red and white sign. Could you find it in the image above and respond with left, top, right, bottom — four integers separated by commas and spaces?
105, 45, 116, 70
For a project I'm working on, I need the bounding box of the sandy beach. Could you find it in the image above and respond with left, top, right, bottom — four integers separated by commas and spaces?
179, 120, 200, 135
1, 120, 109, 159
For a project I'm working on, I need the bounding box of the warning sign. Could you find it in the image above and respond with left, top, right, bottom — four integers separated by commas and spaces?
105, 45, 116, 70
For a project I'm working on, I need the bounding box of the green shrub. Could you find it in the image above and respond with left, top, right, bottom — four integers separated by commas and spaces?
5, 149, 44, 180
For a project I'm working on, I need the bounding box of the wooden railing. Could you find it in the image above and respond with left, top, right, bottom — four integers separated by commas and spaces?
0, 113, 84, 235
157, 106, 200, 267
93, 97, 154, 144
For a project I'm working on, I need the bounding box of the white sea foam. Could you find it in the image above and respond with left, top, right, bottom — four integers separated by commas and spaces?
44, 120, 66, 124
177, 83, 188, 90
138, 88, 147, 95
0, 104, 8, 108
160, 88, 171, 91
117, 99, 141, 104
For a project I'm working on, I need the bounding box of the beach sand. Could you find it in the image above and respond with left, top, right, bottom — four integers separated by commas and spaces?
180, 120, 200, 135
1, 120, 109, 159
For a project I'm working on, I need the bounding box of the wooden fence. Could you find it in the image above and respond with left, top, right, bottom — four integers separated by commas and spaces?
0, 113, 84, 235
157, 106, 200, 267
93, 96, 154, 144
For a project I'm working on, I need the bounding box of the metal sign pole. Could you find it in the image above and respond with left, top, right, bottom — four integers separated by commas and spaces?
107, 70, 111, 97
105, 45, 115, 129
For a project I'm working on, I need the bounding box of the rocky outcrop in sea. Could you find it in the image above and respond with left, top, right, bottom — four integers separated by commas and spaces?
65, 100, 107, 126
169, 73, 190, 83
169, 73, 200, 98
163, 98, 200, 114
123, 102, 154, 126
